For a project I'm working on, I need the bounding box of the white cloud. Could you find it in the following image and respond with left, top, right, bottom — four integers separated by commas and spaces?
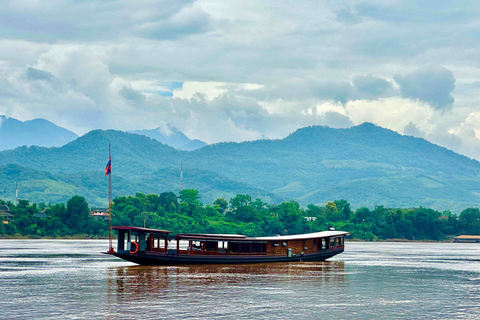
0, 1, 480, 160
173, 81, 228, 101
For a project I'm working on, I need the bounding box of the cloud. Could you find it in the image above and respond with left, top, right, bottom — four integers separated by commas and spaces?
333, 8, 363, 25
403, 122, 425, 138
134, 7, 213, 40
1, 0, 480, 161
354, 2, 477, 25
351, 75, 394, 100
0, 1, 200, 42
157, 123, 174, 137
322, 111, 354, 128
120, 86, 146, 105
394, 66, 456, 111
344, 97, 435, 135
311, 81, 352, 105
25, 67, 55, 81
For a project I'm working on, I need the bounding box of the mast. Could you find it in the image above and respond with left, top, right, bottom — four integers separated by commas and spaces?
107, 144, 114, 253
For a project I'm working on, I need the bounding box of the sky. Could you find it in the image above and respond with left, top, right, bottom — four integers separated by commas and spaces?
1, 1, 480, 160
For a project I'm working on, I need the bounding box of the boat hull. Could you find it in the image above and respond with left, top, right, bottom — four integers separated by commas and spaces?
111, 248, 344, 265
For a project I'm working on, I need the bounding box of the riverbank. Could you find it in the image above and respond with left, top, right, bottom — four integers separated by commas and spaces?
0, 235, 457, 242
0, 235, 109, 240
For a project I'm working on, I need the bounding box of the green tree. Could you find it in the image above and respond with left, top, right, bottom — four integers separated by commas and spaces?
275, 201, 305, 234
334, 199, 352, 220
213, 198, 228, 214
459, 208, 480, 235
305, 204, 327, 225
179, 189, 202, 216
228, 194, 256, 222
65, 196, 90, 234
355, 207, 372, 222
159, 192, 178, 213
136, 211, 155, 228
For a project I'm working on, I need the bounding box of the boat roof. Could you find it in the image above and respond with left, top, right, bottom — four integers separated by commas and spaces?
177, 230, 349, 241
113, 226, 349, 241
176, 233, 248, 241
113, 226, 172, 234
454, 235, 480, 239
255, 230, 349, 241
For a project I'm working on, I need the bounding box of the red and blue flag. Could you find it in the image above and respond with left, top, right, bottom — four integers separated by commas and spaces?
105, 157, 111, 176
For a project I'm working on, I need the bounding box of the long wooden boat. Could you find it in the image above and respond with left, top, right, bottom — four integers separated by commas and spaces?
108, 226, 349, 265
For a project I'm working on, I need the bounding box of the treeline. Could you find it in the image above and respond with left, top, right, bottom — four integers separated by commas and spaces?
0, 196, 109, 238
2, 190, 480, 240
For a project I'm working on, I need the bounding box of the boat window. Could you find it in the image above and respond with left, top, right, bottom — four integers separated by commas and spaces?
252, 243, 262, 253
313, 239, 317, 246
205, 241, 217, 252
240, 243, 251, 253
192, 241, 203, 251
178, 240, 189, 250
229, 242, 240, 254
322, 238, 326, 250
218, 241, 228, 253
330, 238, 335, 248
262, 243, 267, 253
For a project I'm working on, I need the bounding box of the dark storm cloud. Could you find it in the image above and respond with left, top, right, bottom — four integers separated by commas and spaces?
394, 66, 455, 110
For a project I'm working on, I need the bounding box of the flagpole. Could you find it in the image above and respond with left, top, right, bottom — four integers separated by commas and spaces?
107, 144, 114, 253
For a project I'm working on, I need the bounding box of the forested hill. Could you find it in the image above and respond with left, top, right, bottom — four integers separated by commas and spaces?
0, 130, 182, 175
0, 123, 479, 211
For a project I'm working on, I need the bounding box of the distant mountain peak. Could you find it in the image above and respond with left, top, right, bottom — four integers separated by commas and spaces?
155, 123, 179, 137
0, 116, 78, 151
129, 125, 207, 151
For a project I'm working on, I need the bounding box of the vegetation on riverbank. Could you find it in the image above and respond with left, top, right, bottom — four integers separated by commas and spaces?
1, 190, 480, 240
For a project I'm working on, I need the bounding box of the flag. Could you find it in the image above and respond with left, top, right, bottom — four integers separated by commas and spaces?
105, 157, 111, 176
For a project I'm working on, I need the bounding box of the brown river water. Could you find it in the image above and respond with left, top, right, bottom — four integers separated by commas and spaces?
0, 240, 479, 319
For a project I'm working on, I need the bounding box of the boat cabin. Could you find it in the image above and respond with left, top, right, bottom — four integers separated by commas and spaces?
174, 232, 346, 257
111, 226, 349, 265
113, 226, 172, 254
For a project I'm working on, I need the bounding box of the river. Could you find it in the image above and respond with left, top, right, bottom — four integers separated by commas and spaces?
0, 240, 479, 319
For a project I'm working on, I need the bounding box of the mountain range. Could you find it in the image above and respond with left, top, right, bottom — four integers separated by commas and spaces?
0, 122, 479, 212
0, 116, 207, 151
0, 116, 78, 151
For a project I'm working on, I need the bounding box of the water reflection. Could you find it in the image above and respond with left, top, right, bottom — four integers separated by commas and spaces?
3, 240, 480, 320
107, 262, 345, 298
